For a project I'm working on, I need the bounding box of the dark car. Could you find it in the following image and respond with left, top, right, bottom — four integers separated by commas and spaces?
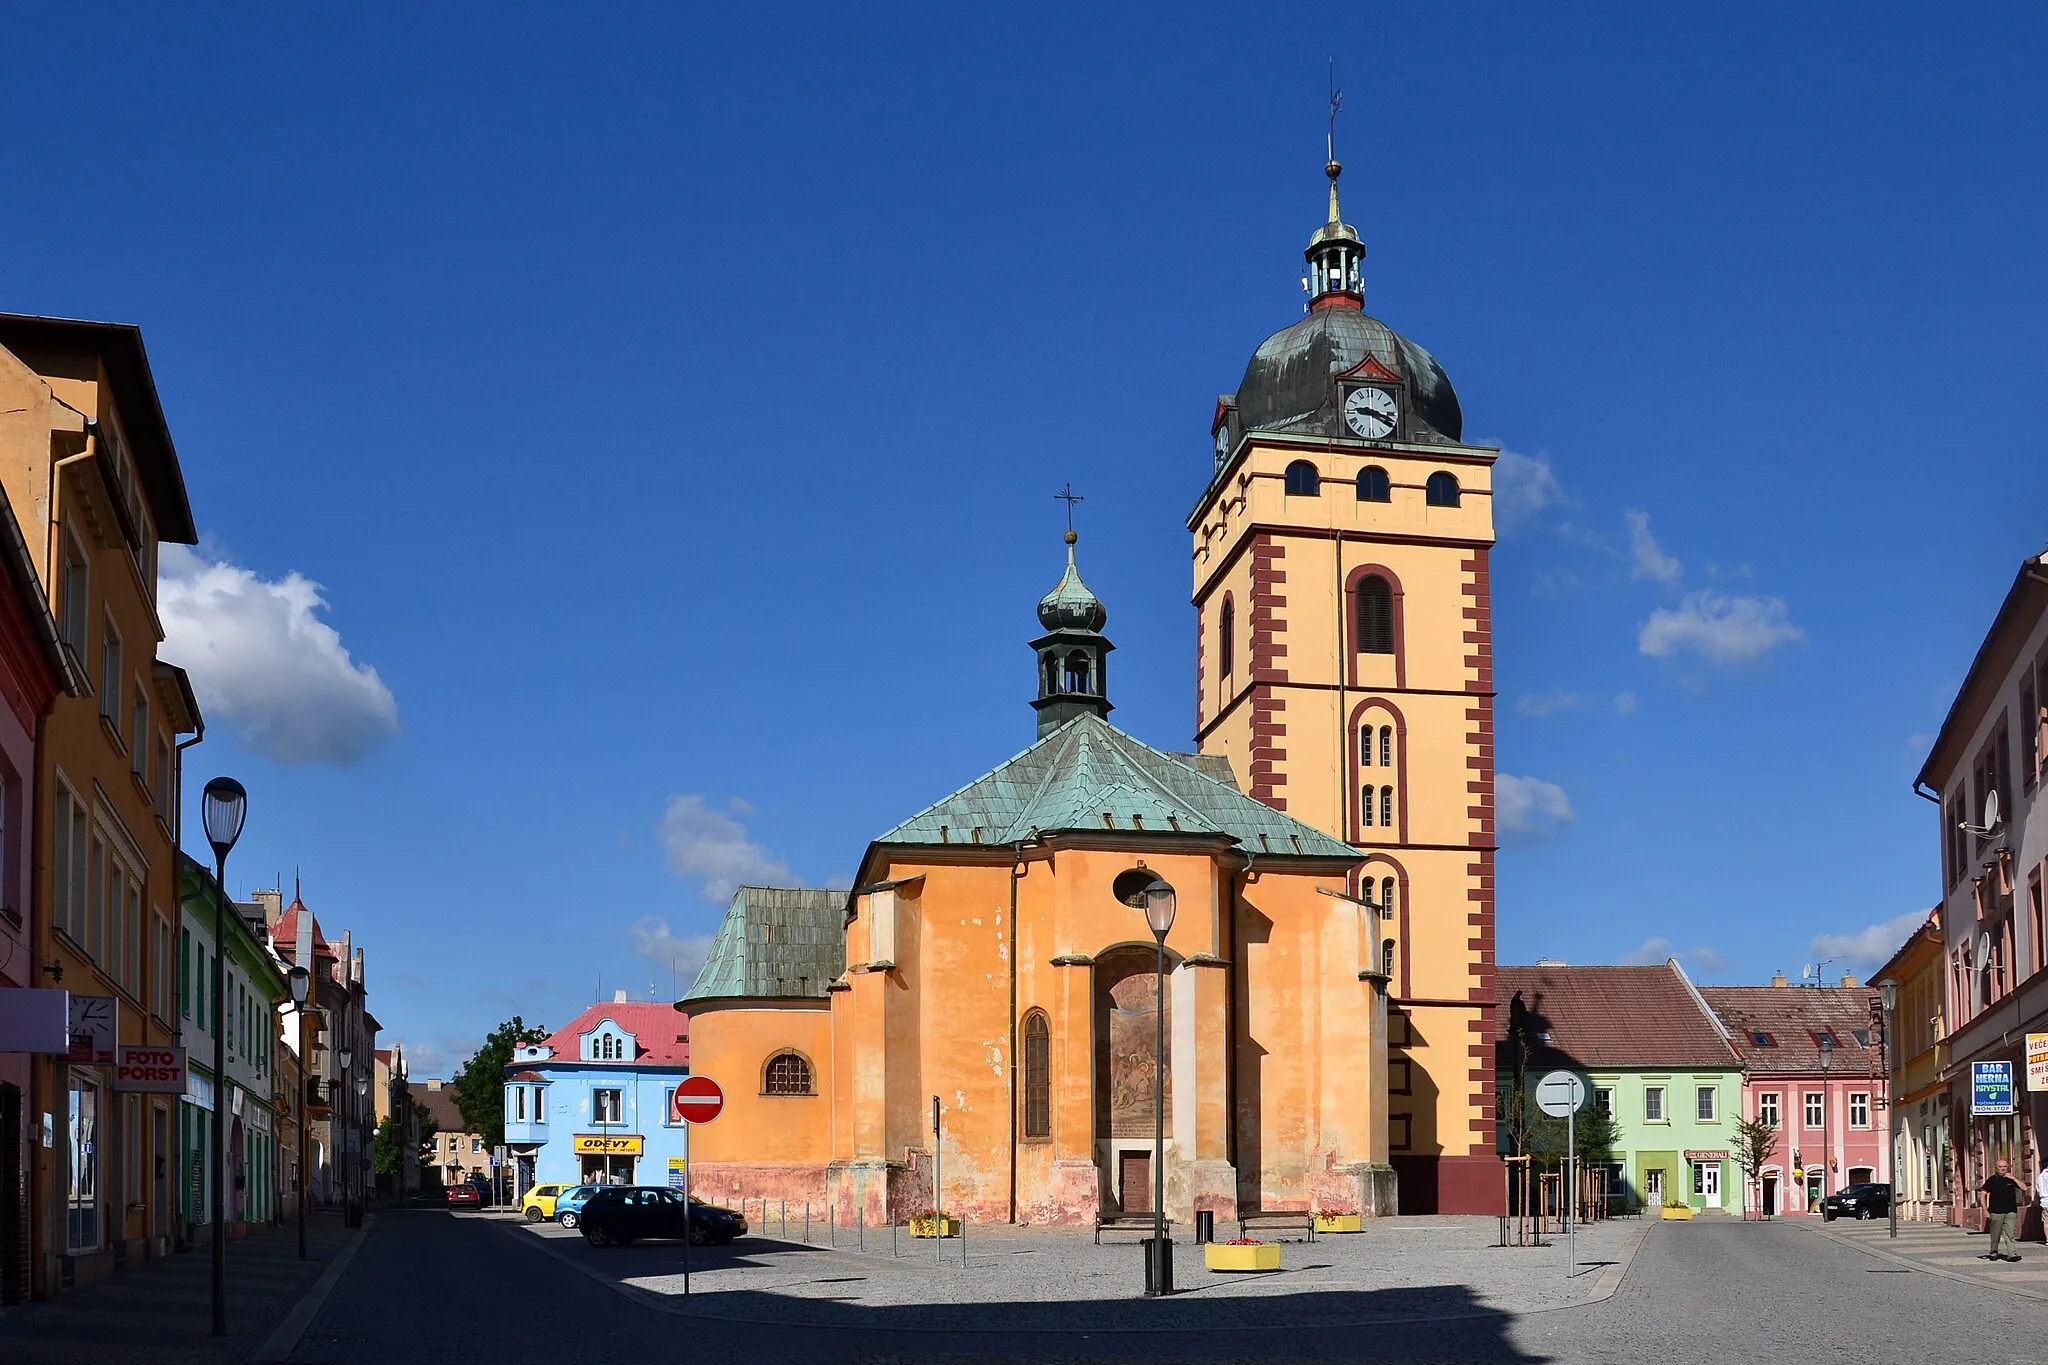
446, 1183, 482, 1210
577, 1186, 747, 1247
465, 1175, 496, 1207
1819, 1183, 1891, 1221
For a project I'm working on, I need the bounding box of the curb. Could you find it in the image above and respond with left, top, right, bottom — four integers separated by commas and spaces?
493, 1217, 1654, 1333
252, 1215, 377, 1362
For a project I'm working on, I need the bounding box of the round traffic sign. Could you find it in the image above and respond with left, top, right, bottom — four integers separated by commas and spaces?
671, 1075, 724, 1124
1534, 1069, 1588, 1118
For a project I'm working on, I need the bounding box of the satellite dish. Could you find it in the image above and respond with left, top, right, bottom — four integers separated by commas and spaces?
1974, 930, 1992, 974
1984, 790, 2001, 832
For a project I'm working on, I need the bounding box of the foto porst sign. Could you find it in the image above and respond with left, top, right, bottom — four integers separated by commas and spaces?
112, 1045, 186, 1093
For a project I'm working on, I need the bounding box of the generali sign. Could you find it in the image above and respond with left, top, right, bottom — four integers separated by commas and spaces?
112, 1045, 186, 1093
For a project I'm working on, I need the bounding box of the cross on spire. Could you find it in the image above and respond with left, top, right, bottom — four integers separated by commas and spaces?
1328, 58, 1343, 167
1054, 482, 1085, 534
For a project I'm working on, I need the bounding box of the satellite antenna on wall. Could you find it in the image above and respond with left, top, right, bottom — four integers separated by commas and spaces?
1960, 790, 2002, 839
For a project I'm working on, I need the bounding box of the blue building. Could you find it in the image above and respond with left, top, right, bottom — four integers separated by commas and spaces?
504, 994, 690, 1194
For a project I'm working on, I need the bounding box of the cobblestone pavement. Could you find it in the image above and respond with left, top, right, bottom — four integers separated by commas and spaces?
288, 1208, 2048, 1364
0, 1212, 358, 1364
1797, 1215, 2048, 1299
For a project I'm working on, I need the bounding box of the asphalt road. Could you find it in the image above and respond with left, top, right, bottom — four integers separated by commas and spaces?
288, 1211, 2048, 1364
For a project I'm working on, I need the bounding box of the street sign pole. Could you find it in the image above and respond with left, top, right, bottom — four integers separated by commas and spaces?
1534, 1069, 1587, 1280
932, 1096, 943, 1266
668, 1076, 725, 1299
682, 1117, 691, 1297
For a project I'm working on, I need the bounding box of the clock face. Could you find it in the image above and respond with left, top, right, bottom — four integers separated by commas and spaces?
1214, 425, 1231, 463
1344, 387, 1398, 439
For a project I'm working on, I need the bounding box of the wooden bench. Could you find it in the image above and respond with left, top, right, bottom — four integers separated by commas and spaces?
1238, 1210, 1317, 1242
1095, 1215, 1174, 1244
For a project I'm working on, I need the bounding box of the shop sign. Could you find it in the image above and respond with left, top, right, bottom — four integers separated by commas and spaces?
1683, 1150, 1730, 1161
572, 1134, 645, 1156
68, 995, 116, 1064
111, 1045, 186, 1093
0, 987, 71, 1053
667, 1157, 686, 1189
1972, 1060, 2016, 1116
2027, 1034, 2048, 1092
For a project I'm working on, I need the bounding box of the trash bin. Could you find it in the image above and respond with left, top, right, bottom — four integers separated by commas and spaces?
1195, 1209, 1215, 1244
1143, 1235, 1175, 1294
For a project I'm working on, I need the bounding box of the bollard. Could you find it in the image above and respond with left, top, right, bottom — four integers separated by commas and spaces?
961, 1214, 967, 1268
829, 1206, 835, 1247
806, 1202, 811, 1243
858, 1204, 864, 1251
781, 1199, 787, 1238
892, 1215, 898, 1257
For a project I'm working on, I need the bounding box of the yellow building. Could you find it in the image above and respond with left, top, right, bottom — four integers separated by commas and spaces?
1874, 910, 1948, 1222
684, 534, 1399, 1225
0, 315, 201, 1293
1188, 160, 1502, 1213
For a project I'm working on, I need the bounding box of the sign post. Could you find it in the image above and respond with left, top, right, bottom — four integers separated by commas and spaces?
931, 1096, 943, 1266
669, 1076, 725, 1296
1535, 1070, 1588, 1279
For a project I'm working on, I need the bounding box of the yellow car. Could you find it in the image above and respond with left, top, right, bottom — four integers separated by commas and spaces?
521, 1183, 568, 1222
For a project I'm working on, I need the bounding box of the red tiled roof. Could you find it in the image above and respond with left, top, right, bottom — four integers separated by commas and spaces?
1496, 964, 1738, 1070
272, 900, 340, 963
532, 1001, 689, 1067
1699, 986, 1884, 1076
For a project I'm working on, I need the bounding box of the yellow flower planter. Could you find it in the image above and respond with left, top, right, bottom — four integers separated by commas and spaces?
1659, 1203, 1694, 1221
1205, 1242, 1282, 1272
1314, 1213, 1362, 1234
910, 1215, 960, 1238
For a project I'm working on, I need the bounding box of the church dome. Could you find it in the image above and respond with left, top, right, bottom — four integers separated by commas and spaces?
1037, 531, 1107, 631
1235, 304, 1463, 444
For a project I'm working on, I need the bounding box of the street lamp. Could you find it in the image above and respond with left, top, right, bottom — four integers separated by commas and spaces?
1141, 879, 1176, 1297
287, 965, 311, 1261
201, 776, 246, 1338
1818, 1034, 1835, 1214
337, 1048, 353, 1225
1878, 978, 1899, 1240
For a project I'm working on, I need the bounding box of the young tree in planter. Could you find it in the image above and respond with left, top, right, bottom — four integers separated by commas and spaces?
1734, 1116, 1778, 1220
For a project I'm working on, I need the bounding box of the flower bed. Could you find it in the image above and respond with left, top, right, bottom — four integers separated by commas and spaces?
909, 1213, 960, 1238
1659, 1202, 1694, 1221
1205, 1239, 1282, 1272
1313, 1212, 1361, 1234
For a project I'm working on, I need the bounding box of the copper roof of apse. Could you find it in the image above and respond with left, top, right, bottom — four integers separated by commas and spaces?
1496, 964, 1738, 1070
682, 886, 846, 1004
1698, 986, 1883, 1076
1234, 302, 1463, 444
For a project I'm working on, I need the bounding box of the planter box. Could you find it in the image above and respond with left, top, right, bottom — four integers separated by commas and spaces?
910, 1215, 960, 1238
1205, 1242, 1282, 1272
1314, 1212, 1362, 1234
1659, 1203, 1694, 1221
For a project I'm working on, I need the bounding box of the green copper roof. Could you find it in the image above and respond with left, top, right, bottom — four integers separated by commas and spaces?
872, 713, 1359, 860
682, 886, 846, 1003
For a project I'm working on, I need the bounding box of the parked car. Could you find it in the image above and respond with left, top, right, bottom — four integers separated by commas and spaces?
446, 1183, 483, 1210
465, 1175, 496, 1207
1819, 1183, 1891, 1221
577, 1186, 748, 1247
554, 1184, 603, 1229
521, 1183, 567, 1223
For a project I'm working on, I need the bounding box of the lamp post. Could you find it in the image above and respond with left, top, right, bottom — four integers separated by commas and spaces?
1877, 978, 1899, 1239
1818, 1034, 1834, 1214
1141, 880, 1176, 1297
356, 1074, 371, 1213
201, 776, 247, 1338
338, 1047, 353, 1225
287, 966, 311, 1260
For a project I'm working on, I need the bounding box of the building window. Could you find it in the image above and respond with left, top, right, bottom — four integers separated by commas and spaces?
1804, 1092, 1824, 1128
100, 619, 122, 728
1379, 877, 1396, 920
1696, 1086, 1717, 1122
1849, 1093, 1870, 1128
1284, 460, 1321, 496
1359, 727, 1374, 765
1381, 939, 1396, 977
532, 1088, 546, 1124
52, 782, 87, 947
471, 1137, 484, 1154
513, 1087, 526, 1123
1759, 1092, 1780, 1127
1594, 1087, 1614, 1117
1645, 1086, 1666, 1122
1356, 465, 1391, 502
66, 1074, 99, 1252
1022, 1010, 1050, 1139
1063, 651, 1092, 695
130, 687, 149, 779
1218, 599, 1233, 677
1379, 786, 1393, 828
1360, 788, 1374, 827
1425, 471, 1461, 507
1379, 726, 1393, 766
593, 1089, 623, 1124
764, 1051, 814, 1096
58, 533, 89, 658
2026, 675, 2040, 792
1356, 575, 1393, 654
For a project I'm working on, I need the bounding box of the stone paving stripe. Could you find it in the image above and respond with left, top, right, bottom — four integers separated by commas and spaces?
252, 1217, 375, 1363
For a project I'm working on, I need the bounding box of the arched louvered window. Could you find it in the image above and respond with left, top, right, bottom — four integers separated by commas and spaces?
1380, 786, 1394, 827
1382, 940, 1396, 976
1063, 650, 1091, 695
1022, 1010, 1051, 1139
1361, 788, 1374, 827
764, 1051, 814, 1096
1426, 471, 1461, 507
1379, 726, 1393, 766
1360, 728, 1373, 765
1219, 599, 1234, 676
1356, 465, 1391, 502
1380, 877, 1397, 920
1284, 461, 1321, 496
1357, 576, 1394, 654
1042, 651, 1058, 695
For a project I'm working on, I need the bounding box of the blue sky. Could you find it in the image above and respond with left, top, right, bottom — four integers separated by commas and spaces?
4, 4, 2045, 1073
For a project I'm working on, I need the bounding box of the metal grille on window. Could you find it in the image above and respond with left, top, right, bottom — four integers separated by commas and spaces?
1022, 1011, 1050, 1139
765, 1052, 813, 1095
1357, 577, 1393, 654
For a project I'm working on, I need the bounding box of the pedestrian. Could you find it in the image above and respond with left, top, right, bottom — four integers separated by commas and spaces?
1979, 1158, 2024, 1262
2033, 1163, 2048, 1244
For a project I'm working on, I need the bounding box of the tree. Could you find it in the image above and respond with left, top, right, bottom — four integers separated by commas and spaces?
453, 1016, 549, 1149
1734, 1116, 1778, 1220
374, 1116, 402, 1177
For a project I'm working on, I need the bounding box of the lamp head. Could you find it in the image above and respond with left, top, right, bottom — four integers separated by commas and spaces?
339, 1048, 352, 1071
356, 1076, 369, 1098
288, 964, 310, 1005
1142, 880, 1176, 938
1878, 978, 1899, 1013
201, 777, 248, 859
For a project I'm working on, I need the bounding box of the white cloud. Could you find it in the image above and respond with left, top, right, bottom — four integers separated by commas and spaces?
1810, 911, 1927, 973
1638, 591, 1803, 664
658, 795, 792, 902
158, 543, 398, 765
1625, 510, 1683, 584
626, 915, 715, 992
1497, 774, 1573, 838
1491, 447, 1565, 531
1514, 690, 1585, 717
1620, 937, 1728, 975
1612, 691, 1638, 716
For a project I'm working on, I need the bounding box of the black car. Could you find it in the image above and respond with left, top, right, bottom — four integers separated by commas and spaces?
1819, 1183, 1891, 1221
577, 1186, 748, 1247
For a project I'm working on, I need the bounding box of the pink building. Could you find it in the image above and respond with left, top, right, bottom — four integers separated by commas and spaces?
1703, 981, 1889, 1216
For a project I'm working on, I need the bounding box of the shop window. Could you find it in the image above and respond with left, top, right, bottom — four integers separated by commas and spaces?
764, 1051, 814, 1096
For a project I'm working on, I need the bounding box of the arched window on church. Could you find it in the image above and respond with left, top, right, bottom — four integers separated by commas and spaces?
1219, 599, 1234, 676
1426, 471, 1461, 507
1359, 727, 1373, 766
1022, 1010, 1051, 1139
1380, 786, 1394, 828
1357, 576, 1394, 654
1357, 465, 1391, 502
1042, 651, 1059, 695
1380, 725, 1393, 766
1381, 876, 1397, 921
1284, 460, 1321, 496
1063, 650, 1092, 695
764, 1051, 814, 1096
1382, 939, 1396, 977
1360, 787, 1374, 827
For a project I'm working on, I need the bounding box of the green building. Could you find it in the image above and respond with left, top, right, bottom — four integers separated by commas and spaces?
1497, 960, 1743, 1213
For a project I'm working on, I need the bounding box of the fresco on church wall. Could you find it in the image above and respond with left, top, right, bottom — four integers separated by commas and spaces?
1106, 972, 1170, 1137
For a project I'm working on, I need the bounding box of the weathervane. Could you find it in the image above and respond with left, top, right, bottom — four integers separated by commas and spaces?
1054, 482, 1085, 534
1328, 58, 1343, 166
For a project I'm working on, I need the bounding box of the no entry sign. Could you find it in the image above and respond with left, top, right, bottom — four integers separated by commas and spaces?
670, 1075, 724, 1124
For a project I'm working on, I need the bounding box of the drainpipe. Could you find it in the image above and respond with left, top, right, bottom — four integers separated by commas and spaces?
1006, 833, 1041, 1225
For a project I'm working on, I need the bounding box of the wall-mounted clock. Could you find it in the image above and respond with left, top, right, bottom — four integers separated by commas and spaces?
1343, 387, 1398, 440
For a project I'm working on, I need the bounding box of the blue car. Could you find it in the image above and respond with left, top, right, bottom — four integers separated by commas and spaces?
554, 1184, 604, 1229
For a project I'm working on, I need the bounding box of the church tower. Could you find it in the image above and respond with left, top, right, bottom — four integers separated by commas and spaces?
1189, 153, 1502, 1214
1030, 530, 1115, 739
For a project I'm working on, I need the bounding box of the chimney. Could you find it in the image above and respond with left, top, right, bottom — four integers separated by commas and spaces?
1771, 971, 1789, 987
1840, 972, 1859, 989
427, 1078, 442, 1092
613, 989, 628, 1003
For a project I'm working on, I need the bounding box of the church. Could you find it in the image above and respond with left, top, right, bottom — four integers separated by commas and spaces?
680, 152, 1502, 1221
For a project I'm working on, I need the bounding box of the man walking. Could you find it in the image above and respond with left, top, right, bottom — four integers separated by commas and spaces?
1979, 1158, 2024, 1262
